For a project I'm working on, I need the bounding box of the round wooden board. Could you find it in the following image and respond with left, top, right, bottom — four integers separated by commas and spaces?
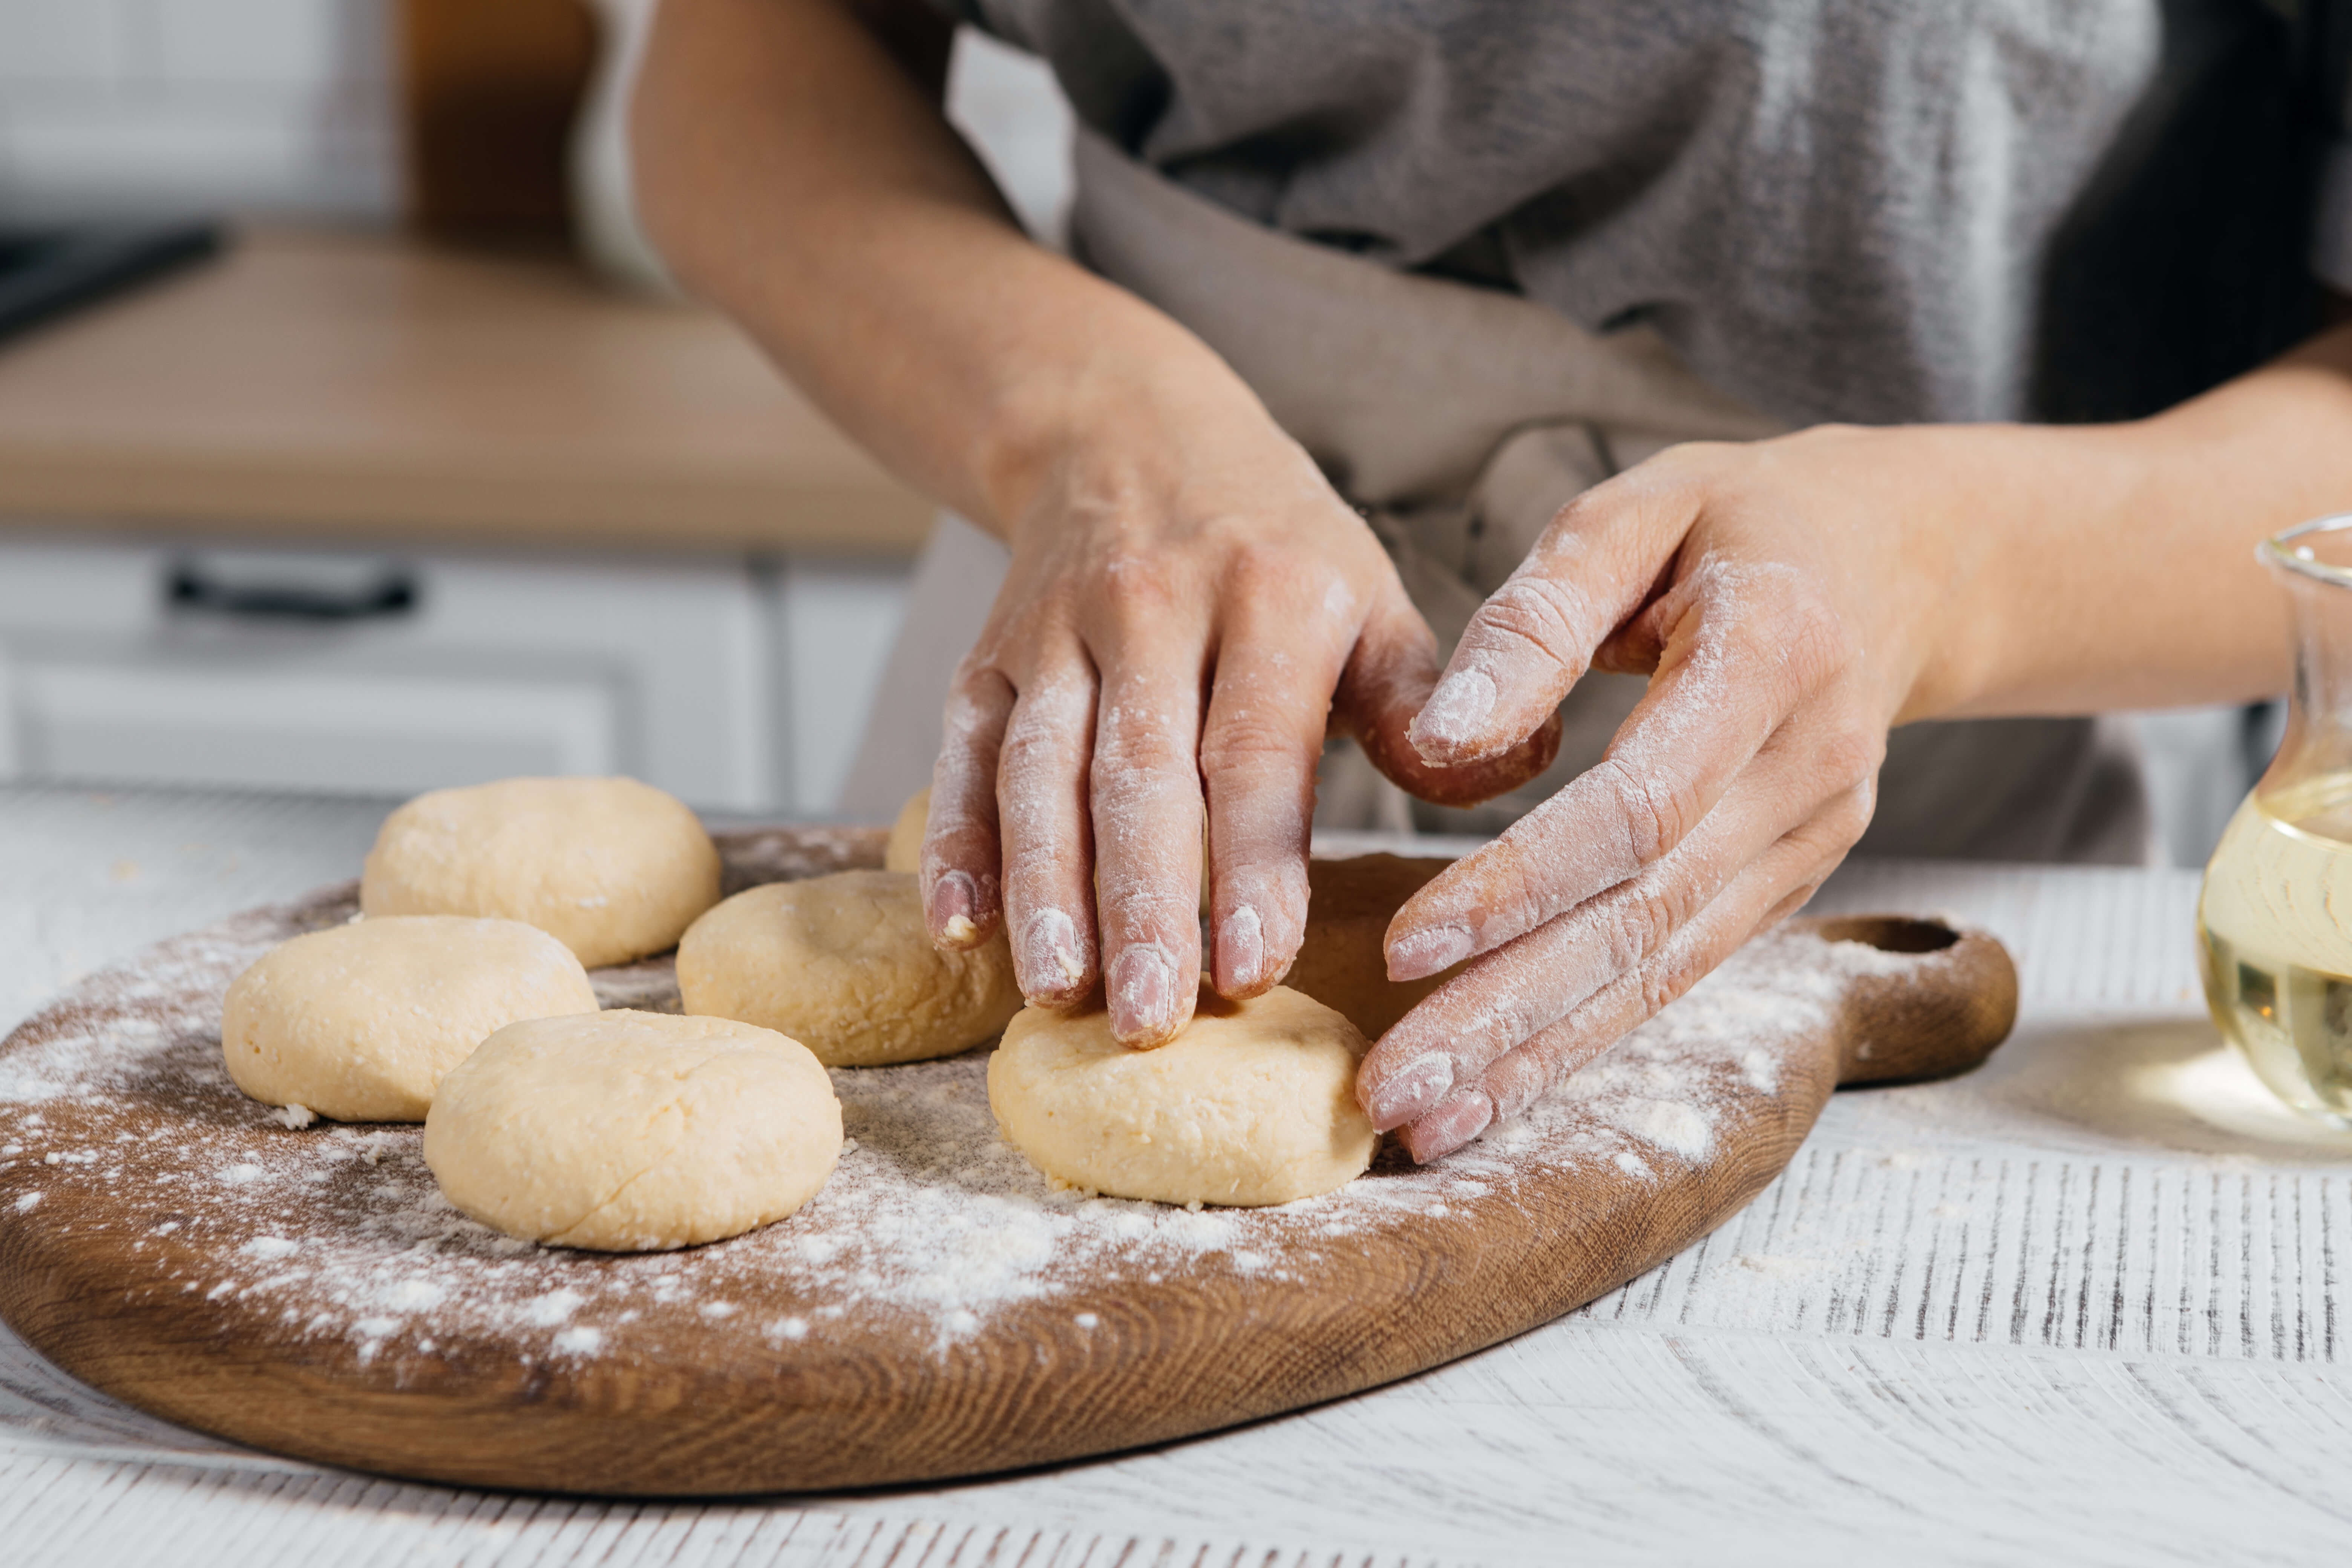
0, 829, 2015, 1496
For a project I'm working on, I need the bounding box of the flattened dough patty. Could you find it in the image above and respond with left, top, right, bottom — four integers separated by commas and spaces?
424, 1010, 841, 1251
989, 985, 1376, 1206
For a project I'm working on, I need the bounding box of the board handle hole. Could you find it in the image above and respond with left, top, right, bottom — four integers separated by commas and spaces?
1813, 916, 1960, 954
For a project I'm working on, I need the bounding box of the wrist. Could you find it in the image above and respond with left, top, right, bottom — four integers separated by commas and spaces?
965, 291, 1277, 544
1905, 419, 2173, 720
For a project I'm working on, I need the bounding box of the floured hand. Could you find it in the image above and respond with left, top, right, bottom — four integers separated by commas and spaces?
1359, 424, 2024, 1159
917, 349, 1556, 1047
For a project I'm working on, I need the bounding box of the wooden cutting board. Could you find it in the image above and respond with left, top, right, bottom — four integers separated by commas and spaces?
0, 829, 2015, 1496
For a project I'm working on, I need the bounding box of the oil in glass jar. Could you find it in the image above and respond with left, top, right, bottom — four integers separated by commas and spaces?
2199, 770, 2352, 1123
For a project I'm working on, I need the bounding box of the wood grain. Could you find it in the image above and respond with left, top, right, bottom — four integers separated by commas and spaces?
0, 835, 2016, 1496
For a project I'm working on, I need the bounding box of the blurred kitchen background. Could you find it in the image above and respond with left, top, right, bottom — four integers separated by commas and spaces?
0, 0, 2266, 860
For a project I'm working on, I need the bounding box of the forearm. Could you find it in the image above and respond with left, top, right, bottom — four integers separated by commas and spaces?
632, 0, 1225, 533
1927, 317, 2352, 719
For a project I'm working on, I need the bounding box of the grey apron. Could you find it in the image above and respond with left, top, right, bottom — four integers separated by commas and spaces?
846, 130, 2150, 864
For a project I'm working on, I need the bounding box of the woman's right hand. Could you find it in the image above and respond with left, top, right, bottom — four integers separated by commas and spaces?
633, 0, 1553, 1043
918, 343, 1558, 1046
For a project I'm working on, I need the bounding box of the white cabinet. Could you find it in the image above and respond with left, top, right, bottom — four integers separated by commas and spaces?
0, 534, 909, 813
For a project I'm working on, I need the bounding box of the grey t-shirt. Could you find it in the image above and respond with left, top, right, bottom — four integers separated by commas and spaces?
945, 0, 2331, 428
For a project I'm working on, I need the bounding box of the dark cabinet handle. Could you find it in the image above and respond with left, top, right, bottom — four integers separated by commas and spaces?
166, 562, 418, 622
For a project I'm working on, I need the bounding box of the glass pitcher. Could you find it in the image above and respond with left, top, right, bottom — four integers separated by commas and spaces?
2200, 513, 2352, 1124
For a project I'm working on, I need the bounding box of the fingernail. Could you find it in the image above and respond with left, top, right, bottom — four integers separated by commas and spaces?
1404, 1089, 1493, 1163
1367, 1052, 1454, 1130
1218, 906, 1264, 991
1109, 944, 1178, 1042
934, 871, 979, 945
1020, 907, 1084, 998
1409, 669, 1495, 757
1387, 923, 1472, 982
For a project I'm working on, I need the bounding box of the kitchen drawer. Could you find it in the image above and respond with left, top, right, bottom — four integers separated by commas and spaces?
0, 536, 783, 809
17, 662, 620, 798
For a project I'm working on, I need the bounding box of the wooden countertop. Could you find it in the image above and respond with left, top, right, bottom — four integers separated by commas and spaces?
0, 230, 934, 555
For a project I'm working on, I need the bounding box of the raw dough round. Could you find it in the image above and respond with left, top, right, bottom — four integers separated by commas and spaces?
360, 776, 721, 968
424, 1010, 841, 1252
883, 786, 929, 873
677, 870, 1020, 1065
1285, 854, 1466, 1040
221, 915, 599, 1122
988, 985, 1376, 1206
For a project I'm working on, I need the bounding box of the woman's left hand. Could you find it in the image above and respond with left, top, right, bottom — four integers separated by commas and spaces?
1354, 422, 2059, 1160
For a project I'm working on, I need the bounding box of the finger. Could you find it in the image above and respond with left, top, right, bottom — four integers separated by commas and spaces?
1086, 599, 1209, 1048
995, 650, 1100, 1007
1200, 562, 1352, 998
1385, 563, 1850, 981
1359, 704, 1878, 1128
1333, 582, 1562, 809
1406, 461, 1709, 768
922, 661, 1013, 949
1400, 786, 1866, 1162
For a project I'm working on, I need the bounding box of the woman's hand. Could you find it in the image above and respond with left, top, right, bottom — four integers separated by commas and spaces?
634, 0, 1555, 1047
1359, 317, 2352, 1161
920, 347, 1557, 1046
1356, 424, 2048, 1160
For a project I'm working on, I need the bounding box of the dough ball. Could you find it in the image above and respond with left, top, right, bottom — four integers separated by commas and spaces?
361, 776, 721, 967
424, 1010, 840, 1252
1285, 854, 1466, 1040
221, 916, 599, 1122
989, 985, 1376, 1206
884, 786, 929, 873
677, 869, 1021, 1066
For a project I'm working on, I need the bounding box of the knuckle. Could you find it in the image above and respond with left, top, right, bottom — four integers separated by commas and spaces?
1090, 724, 1190, 780
1485, 1052, 1550, 1120
1810, 724, 1885, 795
1093, 559, 1175, 623
1517, 1019, 1611, 1100
1199, 709, 1312, 777
946, 654, 1012, 711
996, 711, 1066, 776
1811, 784, 1876, 849
1458, 838, 1550, 939
1543, 487, 1609, 542
1228, 540, 1321, 600
1638, 957, 1696, 1021
1095, 681, 1194, 754
1470, 576, 1593, 672
1608, 757, 1697, 864
1771, 590, 1860, 691
1610, 876, 1699, 970
1637, 928, 1726, 1018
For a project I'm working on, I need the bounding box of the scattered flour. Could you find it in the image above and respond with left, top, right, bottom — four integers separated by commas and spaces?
521, 1288, 584, 1327
0, 862, 1955, 1372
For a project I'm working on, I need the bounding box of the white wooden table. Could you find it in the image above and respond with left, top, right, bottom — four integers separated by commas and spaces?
3, 784, 2344, 1567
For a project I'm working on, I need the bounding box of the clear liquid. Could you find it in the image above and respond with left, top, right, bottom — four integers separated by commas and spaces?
2199, 772, 2352, 1123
